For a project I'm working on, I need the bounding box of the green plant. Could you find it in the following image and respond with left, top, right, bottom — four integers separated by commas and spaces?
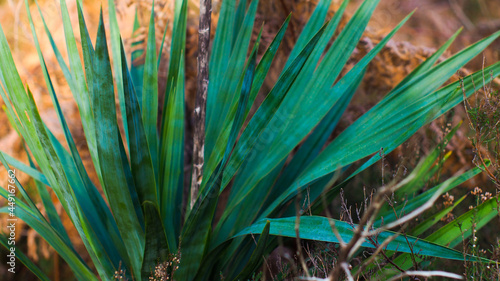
0, 0, 499, 280
463, 68, 500, 188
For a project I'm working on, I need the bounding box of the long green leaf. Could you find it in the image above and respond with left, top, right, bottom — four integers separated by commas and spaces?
176, 167, 222, 280
274, 67, 366, 193
57, 0, 102, 180
374, 167, 484, 228
0, 16, 116, 277
284, 0, 334, 68
216, 20, 329, 193
229, 1, 393, 216
108, 0, 128, 146
161, 0, 188, 139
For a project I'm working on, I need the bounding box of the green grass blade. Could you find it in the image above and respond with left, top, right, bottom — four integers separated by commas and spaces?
396, 123, 461, 197
448, 199, 498, 248
357, 194, 466, 276
436, 197, 497, 247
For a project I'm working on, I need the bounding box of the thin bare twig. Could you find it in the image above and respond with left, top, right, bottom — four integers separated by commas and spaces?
190, 0, 212, 208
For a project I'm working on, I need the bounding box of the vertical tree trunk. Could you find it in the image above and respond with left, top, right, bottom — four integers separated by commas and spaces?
190, 0, 212, 208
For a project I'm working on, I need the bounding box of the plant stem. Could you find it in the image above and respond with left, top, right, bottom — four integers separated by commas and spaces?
191, 0, 212, 209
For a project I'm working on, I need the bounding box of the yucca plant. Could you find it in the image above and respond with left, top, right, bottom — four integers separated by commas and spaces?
0, 0, 499, 280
